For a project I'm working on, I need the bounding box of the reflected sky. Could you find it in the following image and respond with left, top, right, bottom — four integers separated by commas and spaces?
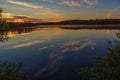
0, 27, 119, 80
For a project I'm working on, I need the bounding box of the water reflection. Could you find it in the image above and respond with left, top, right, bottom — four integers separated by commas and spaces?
12, 40, 45, 48
0, 30, 9, 42
61, 40, 96, 52
0, 28, 33, 42
7, 28, 33, 37
0, 27, 120, 80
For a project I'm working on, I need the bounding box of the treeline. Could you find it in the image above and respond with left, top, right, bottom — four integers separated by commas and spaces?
7, 22, 41, 28
40, 19, 120, 25
4, 19, 120, 28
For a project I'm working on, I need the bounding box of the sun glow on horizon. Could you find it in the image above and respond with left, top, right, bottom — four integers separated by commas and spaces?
0, 0, 120, 20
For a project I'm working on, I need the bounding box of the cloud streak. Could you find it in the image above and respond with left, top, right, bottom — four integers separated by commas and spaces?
82, 0, 98, 6
61, 40, 96, 52
43, 0, 98, 7
12, 40, 45, 48
7, 0, 44, 8
59, 1, 81, 7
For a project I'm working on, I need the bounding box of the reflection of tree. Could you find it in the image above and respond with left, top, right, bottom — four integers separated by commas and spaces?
0, 27, 33, 42
0, 8, 9, 42
0, 30, 9, 42
0, 9, 27, 80
0, 8, 32, 42
11, 28, 33, 35
79, 33, 120, 80
0, 8, 33, 42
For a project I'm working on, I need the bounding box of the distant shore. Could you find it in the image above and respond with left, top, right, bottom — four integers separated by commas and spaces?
59, 24, 120, 29
8, 24, 120, 30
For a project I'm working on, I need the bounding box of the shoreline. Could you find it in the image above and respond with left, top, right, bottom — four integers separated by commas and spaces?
59, 24, 120, 29
7, 24, 120, 30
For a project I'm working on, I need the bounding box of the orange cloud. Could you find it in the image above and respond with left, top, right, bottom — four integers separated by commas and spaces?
105, 11, 120, 19
7, 0, 44, 8
2, 13, 14, 18
41, 9, 64, 19
106, 12, 113, 19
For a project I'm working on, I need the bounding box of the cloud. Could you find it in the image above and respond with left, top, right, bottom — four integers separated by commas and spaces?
7, 0, 44, 8
40, 9, 64, 19
12, 40, 45, 48
42, 0, 54, 3
59, 1, 81, 7
1, 13, 14, 18
39, 46, 48, 51
82, 0, 98, 6
105, 11, 120, 19
43, 0, 98, 7
106, 12, 113, 19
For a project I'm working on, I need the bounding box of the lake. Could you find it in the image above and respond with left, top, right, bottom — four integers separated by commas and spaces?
0, 26, 120, 80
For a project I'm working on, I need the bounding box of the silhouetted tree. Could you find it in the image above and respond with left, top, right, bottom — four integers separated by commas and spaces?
0, 8, 9, 42
0, 8, 2, 21
0, 9, 27, 80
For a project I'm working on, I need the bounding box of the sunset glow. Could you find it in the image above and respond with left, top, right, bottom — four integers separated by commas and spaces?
0, 0, 120, 22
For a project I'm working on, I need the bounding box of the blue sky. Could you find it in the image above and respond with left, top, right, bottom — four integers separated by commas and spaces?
0, 0, 120, 20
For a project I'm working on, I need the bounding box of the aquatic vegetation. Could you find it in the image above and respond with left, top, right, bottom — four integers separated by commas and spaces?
0, 62, 27, 80
79, 33, 120, 80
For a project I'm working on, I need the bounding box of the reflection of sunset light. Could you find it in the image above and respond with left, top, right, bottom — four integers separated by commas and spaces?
7, 31, 30, 37
7, 32, 15, 37
14, 19, 25, 22
104, 30, 113, 34
12, 40, 45, 48
21, 33, 30, 35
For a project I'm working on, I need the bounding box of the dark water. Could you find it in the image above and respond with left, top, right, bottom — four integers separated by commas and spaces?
0, 27, 119, 80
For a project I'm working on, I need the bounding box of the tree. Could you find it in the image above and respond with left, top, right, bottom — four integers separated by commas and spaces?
0, 8, 2, 20
0, 8, 9, 42
79, 33, 120, 80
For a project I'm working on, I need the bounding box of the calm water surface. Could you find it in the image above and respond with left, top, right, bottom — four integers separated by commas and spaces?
0, 27, 119, 80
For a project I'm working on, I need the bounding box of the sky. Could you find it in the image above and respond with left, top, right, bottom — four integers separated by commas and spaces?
0, 0, 120, 21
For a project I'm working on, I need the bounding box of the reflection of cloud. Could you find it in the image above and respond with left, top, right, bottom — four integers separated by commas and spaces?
104, 30, 113, 34
35, 40, 96, 77
38, 28, 64, 40
35, 54, 63, 77
7, 0, 44, 8
12, 40, 45, 48
61, 40, 96, 52
61, 40, 80, 47
39, 46, 48, 51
